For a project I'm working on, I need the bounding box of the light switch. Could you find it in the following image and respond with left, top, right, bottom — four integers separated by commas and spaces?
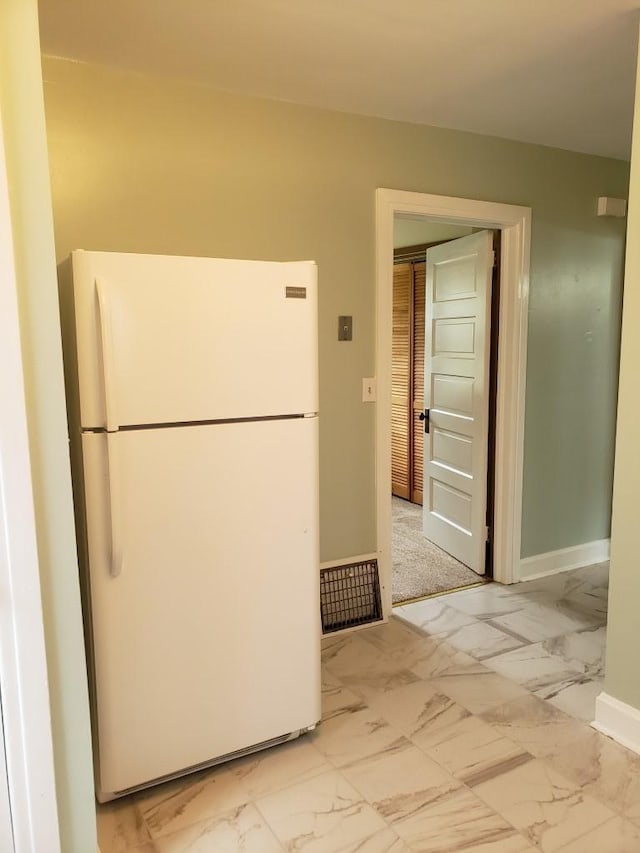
338, 315, 353, 341
362, 378, 377, 402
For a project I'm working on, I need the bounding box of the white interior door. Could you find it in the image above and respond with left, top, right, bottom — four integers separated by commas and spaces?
422, 231, 493, 573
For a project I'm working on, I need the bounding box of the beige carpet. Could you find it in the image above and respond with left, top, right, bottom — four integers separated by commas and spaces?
392, 497, 482, 604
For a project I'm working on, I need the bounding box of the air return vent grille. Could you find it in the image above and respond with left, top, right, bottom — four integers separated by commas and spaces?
320, 559, 382, 633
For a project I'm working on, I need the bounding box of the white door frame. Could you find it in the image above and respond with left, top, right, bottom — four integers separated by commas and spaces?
0, 106, 61, 850
376, 189, 531, 616
0, 696, 13, 852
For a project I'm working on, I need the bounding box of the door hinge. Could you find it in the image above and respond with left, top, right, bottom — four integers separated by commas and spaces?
491, 250, 496, 269
485, 525, 491, 543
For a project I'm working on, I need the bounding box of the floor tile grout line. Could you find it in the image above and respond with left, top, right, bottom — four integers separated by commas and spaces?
466, 757, 618, 852
542, 742, 640, 823
319, 667, 552, 829
249, 797, 289, 853
482, 618, 536, 646
233, 741, 335, 805
490, 723, 633, 822
550, 814, 629, 852
343, 738, 538, 853
402, 707, 536, 780
313, 760, 412, 848
328, 740, 526, 853
252, 764, 400, 852
127, 739, 336, 845
135, 799, 156, 848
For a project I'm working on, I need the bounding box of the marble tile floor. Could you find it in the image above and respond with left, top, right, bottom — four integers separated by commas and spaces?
99, 562, 640, 853
394, 561, 609, 723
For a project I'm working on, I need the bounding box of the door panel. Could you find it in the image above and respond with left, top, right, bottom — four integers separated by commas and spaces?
82, 417, 320, 797
423, 231, 493, 573
431, 480, 472, 531
433, 255, 479, 301
432, 375, 474, 415
432, 429, 473, 474
433, 318, 477, 354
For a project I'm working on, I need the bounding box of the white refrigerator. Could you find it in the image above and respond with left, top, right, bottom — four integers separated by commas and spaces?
59, 250, 321, 802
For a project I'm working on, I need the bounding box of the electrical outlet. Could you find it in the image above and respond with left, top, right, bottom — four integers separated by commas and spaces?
362, 378, 377, 402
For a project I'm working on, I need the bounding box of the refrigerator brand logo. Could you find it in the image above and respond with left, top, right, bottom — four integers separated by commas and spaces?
285, 286, 307, 299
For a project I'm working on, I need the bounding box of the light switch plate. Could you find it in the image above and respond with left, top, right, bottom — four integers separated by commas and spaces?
362, 378, 377, 402
338, 315, 353, 341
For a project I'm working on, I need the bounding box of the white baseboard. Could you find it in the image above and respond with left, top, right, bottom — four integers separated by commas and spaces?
593, 691, 640, 756
320, 553, 378, 571
519, 539, 610, 582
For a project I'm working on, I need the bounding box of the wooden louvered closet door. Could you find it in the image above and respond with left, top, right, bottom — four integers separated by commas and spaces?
391, 263, 411, 499
391, 260, 425, 505
411, 262, 425, 504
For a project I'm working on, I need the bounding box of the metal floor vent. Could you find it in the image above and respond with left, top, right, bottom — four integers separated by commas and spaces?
320, 559, 382, 633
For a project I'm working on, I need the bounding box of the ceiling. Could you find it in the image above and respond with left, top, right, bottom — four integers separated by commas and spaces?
38, 0, 639, 160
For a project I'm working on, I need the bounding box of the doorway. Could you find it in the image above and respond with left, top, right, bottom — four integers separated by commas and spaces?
376, 189, 532, 619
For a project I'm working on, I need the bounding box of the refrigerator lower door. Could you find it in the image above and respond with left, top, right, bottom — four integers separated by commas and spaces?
81, 417, 320, 798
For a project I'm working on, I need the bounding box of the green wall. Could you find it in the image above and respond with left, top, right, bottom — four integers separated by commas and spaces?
0, 6, 96, 852
42, 56, 629, 563
394, 220, 473, 247
604, 25, 640, 710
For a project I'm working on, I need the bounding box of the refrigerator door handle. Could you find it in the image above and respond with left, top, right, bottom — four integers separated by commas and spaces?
95, 277, 118, 432
105, 432, 123, 578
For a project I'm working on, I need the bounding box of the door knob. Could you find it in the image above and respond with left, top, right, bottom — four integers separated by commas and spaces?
419, 409, 430, 434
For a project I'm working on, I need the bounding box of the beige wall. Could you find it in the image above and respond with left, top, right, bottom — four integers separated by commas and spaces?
604, 27, 640, 710
0, 5, 96, 852
42, 56, 629, 563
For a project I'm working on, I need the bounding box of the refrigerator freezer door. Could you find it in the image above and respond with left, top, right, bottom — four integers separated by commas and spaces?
82, 416, 320, 797
71, 251, 318, 429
